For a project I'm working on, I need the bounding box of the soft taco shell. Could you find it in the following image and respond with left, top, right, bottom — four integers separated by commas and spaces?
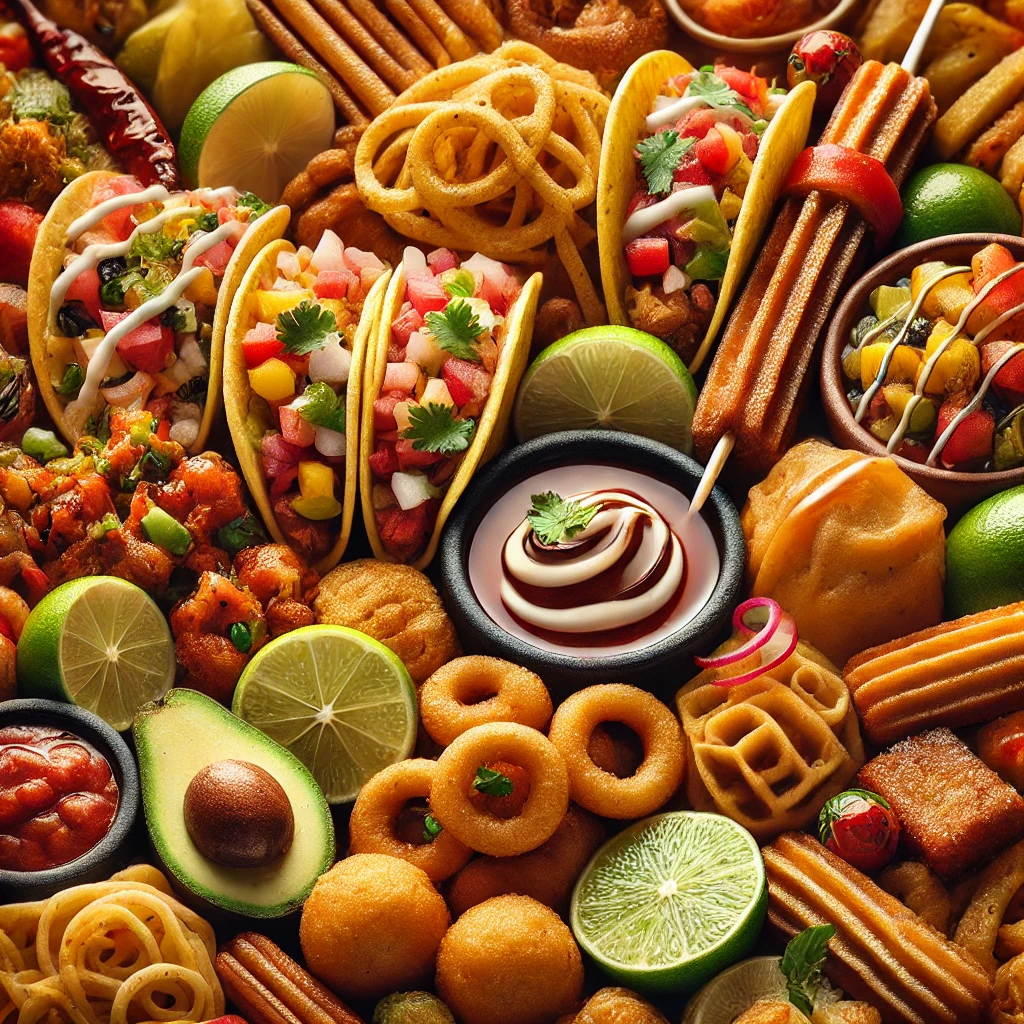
224, 237, 391, 573
597, 51, 816, 373
360, 265, 542, 571
27, 169, 289, 453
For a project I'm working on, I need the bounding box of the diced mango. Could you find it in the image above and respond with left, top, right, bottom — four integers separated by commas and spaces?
882, 384, 938, 435
247, 358, 296, 401
254, 288, 314, 323
297, 271, 317, 290
422, 378, 454, 407
292, 461, 341, 520
394, 401, 414, 433
318, 298, 349, 322
184, 267, 218, 306
922, 321, 980, 394
870, 285, 910, 321
911, 263, 973, 325
719, 188, 743, 221
860, 342, 922, 389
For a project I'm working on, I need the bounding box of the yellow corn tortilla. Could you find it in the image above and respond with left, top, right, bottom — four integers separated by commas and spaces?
223, 238, 391, 574
597, 51, 816, 374
360, 264, 542, 571
27, 170, 289, 453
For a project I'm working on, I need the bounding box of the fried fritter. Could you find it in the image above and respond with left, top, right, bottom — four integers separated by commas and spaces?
625, 282, 714, 363
0, 118, 65, 209
571, 988, 667, 1024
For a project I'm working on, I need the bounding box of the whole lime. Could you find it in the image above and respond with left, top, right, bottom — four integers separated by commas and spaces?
896, 164, 1022, 248
946, 485, 1024, 618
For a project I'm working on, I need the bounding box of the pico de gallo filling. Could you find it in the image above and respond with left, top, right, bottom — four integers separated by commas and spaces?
623, 65, 785, 359
842, 243, 1024, 472
48, 176, 273, 445
370, 247, 521, 563
242, 229, 386, 562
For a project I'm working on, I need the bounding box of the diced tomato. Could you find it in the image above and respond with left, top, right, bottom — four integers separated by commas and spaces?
442, 357, 492, 415
467, 255, 518, 317
64, 266, 103, 323
101, 313, 174, 374
983, 340, 1024, 407
675, 107, 725, 140
936, 394, 994, 470
376, 499, 437, 561
0, 202, 42, 288
147, 397, 170, 419
392, 306, 425, 349
156, 419, 170, 441
695, 127, 731, 175
374, 393, 402, 432
279, 405, 315, 447
195, 240, 234, 277
279, 351, 310, 377
714, 66, 768, 117
396, 439, 444, 470
673, 152, 715, 188
626, 189, 657, 219
261, 433, 303, 478
742, 132, 759, 160
968, 244, 1024, 342
242, 322, 284, 368
369, 441, 399, 479
427, 248, 459, 274
314, 270, 356, 300
625, 237, 670, 277
91, 177, 144, 241
406, 273, 448, 316
895, 439, 928, 464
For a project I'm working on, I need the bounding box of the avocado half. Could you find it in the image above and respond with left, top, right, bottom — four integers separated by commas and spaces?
133, 688, 335, 918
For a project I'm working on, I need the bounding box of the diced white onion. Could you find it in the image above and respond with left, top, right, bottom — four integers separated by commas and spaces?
391, 471, 438, 510
309, 337, 351, 386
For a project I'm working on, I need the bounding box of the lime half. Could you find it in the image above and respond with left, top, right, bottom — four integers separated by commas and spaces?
179, 62, 334, 200
513, 326, 697, 453
682, 957, 787, 1023
571, 811, 767, 994
17, 577, 175, 731
232, 624, 417, 803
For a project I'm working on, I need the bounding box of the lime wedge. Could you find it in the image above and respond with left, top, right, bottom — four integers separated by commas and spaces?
179, 62, 334, 200
682, 957, 787, 1023
17, 577, 175, 732
232, 624, 417, 803
513, 325, 697, 453
570, 811, 766, 994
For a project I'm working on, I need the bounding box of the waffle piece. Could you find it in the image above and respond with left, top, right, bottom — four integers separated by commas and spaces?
845, 602, 1024, 746
764, 831, 991, 1024
676, 642, 864, 841
858, 728, 1024, 882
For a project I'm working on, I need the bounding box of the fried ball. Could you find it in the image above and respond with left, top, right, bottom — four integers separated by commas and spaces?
447, 805, 605, 919
373, 992, 455, 1024
436, 895, 584, 1024
572, 989, 668, 1024
349, 758, 473, 882
299, 854, 450, 1001
314, 560, 459, 684
430, 723, 569, 856
548, 684, 684, 819
420, 656, 554, 746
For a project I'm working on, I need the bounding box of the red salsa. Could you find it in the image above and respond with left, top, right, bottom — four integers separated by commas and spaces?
0, 725, 118, 872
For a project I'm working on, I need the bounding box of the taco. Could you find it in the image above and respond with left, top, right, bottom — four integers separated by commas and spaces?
223, 230, 391, 573
27, 170, 289, 451
598, 52, 816, 374
361, 247, 542, 569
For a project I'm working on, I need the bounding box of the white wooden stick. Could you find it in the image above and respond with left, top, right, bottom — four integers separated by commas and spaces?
901, 0, 946, 74
686, 432, 734, 520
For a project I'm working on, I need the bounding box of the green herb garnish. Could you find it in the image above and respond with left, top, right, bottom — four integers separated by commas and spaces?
780, 924, 835, 1016
88, 512, 120, 540
128, 231, 184, 265
10, 69, 73, 125
636, 130, 694, 196
473, 766, 513, 797
423, 815, 443, 842
57, 362, 85, 398
441, 268, 475, 298
686, 68, 754, 118
527, 491, 602, 545
276, 300, 338, 356
424, 300, 483, 362
238, 192, 273, 219
403, 403, 475, 454
194, 211, 220, 233
295, 381, 346, 433
217, 513, 267, 555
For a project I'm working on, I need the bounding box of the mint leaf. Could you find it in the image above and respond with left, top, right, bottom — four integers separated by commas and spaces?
527, 491, 602, 545
276, 300, 338, 356
780, 924, 835, 1016
403, 402, 475, 454
424, 300, 482, 362
636, 130, 693, 196
473, 766, 513, 797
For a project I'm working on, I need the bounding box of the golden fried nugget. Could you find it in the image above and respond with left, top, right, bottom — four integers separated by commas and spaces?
859, 728, 1024, 882
571, 989, 667, 1024
731, 1005, 799, 1024
314, 559, 459, 684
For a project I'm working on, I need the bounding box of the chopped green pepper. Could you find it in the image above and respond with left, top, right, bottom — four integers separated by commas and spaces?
23, 428, 69, 463
140, 506, 192, 556
230, 622, 253, 653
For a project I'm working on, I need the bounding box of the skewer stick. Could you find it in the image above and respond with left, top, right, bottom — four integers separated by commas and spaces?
901, 0, 946, 75
686, 432, 733, 520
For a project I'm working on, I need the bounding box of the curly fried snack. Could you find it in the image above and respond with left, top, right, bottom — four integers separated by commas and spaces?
419, 656, 554, 746
349, 758, 472, 881
547, 684, 684, 819
992, 952, 1024, 1024
354, 41, 608, 325
314, 559, 459, 683
878, 862, 953, 935
955, 838, 1024, 975
430, 722, 569, 856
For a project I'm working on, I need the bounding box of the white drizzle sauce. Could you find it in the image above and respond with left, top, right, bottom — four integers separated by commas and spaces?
66, 184, 170, 244
623, 184, 716, 244
646, 94, 707, 132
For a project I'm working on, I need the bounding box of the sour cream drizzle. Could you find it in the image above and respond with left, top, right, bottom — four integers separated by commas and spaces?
500, 490, 684, 634
622, 184, 716, 244
646, 94, 707, 132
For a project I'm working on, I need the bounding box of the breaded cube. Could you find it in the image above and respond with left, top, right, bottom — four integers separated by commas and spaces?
858, 727, 1024, 881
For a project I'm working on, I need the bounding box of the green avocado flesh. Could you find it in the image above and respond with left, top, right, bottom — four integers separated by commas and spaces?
133, 687, 335, 917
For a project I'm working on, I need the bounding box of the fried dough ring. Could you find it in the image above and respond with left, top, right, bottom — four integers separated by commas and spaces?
955, 838, 1024, 974
547, 684, 684, 819
349, 758, 473, 881
420, 656, 554, 746
430, 722, 569, 856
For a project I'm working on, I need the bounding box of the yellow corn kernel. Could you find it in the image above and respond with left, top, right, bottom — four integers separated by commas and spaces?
247, 358, 296, 402
254, 288, 314, 323
860, 342, 922, 389
184, 267, 218, 306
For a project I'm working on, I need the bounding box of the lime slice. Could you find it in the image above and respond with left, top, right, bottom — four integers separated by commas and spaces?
16, 577, 175, 732
232, 624, 417, 803
513, 325, 697, 453
682, 957, 786, 1024
570, 811, 767, 994
179, 62, 334, 200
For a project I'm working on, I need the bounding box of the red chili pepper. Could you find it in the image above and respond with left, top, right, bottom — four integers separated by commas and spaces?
782, 143, 902, 244
7, 0, 179, 188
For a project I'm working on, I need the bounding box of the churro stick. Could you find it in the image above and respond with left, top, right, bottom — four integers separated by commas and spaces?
384, 0, 450, 67
346, 0, 432, 76
407, 0, 477, 60
270, 0, 394, 115
308, 0, 416, 92
435, 0, 502, 52
244, 0, 368, 124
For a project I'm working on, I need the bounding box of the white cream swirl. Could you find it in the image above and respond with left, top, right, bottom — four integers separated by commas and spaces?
500, 489, 684, 635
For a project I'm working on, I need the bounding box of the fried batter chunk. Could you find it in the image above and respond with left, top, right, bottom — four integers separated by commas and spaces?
155, 453, 248, 545
234, 543, 319, 636
626, 282, 715, 363
0, 119, 65, 209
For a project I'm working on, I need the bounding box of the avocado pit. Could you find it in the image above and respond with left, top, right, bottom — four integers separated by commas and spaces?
184, 759, 294, 868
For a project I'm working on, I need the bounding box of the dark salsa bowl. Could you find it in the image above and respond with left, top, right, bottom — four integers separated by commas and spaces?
439, 430, 745, 700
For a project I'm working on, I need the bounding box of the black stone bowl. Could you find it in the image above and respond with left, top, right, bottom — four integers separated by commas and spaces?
0, 699, 139, 900
440, 431, 746, 700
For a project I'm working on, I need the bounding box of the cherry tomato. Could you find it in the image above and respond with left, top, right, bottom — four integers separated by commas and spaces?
819, 788, 899, 872
787, 30, 863, 117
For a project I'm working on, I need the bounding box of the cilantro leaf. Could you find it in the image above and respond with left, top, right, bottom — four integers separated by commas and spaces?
217, 513, 267, 555
636, 130, 693, 196
295, 381, 346, 433
424, 300, 482, 362
238, 192, 273, 219
473, 766, 513, 797
527, 491, 602, 545
423, 814, 443, 842
55, 362, 84, 397
276, 300, 338, 356
403, 402, 475, 454
194, 211, 220, 233
780, 924, 835, 1016
128, 231, 184, 265
686, 68, 754, 119
441, 268, 475, 298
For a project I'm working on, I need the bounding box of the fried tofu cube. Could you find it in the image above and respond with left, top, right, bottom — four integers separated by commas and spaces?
858, 727, 1024, 881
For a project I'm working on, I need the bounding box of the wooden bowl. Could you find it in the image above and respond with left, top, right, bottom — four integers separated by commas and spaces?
820, 232, 1024, 515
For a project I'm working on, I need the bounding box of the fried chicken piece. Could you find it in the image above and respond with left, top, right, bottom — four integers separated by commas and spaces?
0, 119, 65, 209
571, 988, 667, 1024
100, 525, 176, 593
963, 98, 1024, 173
157, 453, 248, 545
859, 728, 1024, 882
234, 543, 319, 637
533, 297, 585, 351
184, 543, 231, 576
272, 494, 334, 564
626, 282, 714, 363
45, 473, 116, 551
